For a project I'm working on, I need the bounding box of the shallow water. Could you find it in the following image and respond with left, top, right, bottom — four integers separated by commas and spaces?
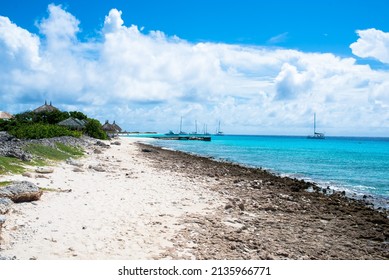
132, 135, 389, 203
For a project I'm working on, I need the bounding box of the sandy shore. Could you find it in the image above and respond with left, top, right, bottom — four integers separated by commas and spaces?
0, 137, 224, 259
1, 137, 388, 260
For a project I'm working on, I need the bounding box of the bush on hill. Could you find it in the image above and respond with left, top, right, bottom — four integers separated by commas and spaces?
84, 119, 108, 140
9, 123, 81, 139
1, 109, 108, 140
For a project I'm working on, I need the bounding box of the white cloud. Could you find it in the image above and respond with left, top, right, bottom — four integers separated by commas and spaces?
267, 32, 289, 44
274, 63, 313, 100
103, 9, 124, 33
0, 16, 41, 69
0, 5, 389, 136
38, 4, 80, 50
350, 28, 389, 63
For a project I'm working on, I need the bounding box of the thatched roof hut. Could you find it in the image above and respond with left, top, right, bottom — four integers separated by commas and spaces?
112, 120, 122, 132
0, 111, 13, 120
102, 120, 118, 134
33, 101, 59, 113
58, 117, 86, 130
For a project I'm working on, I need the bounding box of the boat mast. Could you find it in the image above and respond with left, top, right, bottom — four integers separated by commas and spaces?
180, 116, 183, 134
313, 113, 316, 134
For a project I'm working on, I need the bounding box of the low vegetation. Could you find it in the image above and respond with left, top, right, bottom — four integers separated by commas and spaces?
0, 180, 13, 187
24, 143, 84, 161
0, 157, 26, 175
55, 143, 84, 156
0, 143, 84, 175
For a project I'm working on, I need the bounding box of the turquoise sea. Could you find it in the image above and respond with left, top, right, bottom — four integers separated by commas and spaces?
131, 135, 389, 208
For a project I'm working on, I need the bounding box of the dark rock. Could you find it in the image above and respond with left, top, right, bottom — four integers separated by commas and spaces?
224, 204, 233, 210
111, 141, 121, 145
238, 202, 245, 211
141, 148, 154, 153
4, 149, 32, 161
95, 141, 110, 148
0, 181, 43, 203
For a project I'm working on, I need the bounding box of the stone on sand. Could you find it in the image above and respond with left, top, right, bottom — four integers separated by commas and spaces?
0, 181, 43, 203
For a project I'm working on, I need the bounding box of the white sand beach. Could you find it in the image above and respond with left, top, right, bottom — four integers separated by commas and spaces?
0, 138, 224, 259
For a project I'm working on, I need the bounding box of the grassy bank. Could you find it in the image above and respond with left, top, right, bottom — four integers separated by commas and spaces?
0, 143, 84, 175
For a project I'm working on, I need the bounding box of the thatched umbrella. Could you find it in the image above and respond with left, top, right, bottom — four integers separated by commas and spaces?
33, 101, 59, 113
58, 117, 86, 130
0, 111, 13, 120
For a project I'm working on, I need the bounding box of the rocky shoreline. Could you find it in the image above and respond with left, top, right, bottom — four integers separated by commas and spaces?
137, 143, 389, 260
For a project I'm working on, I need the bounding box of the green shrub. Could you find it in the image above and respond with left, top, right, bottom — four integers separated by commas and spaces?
69, 111, 88, 120
84, 119, 108, 140
9, 123, 81, 139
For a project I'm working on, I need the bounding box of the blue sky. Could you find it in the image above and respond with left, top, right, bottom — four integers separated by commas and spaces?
2, 0, 389, 54
1, 0, 389, 136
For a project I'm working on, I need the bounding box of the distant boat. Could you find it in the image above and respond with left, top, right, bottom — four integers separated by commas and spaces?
165, 130, 176, 135
216, 120, 224, 136
191, 120, 198, 135
307, 113, 325, 139
179, 116, 187, 135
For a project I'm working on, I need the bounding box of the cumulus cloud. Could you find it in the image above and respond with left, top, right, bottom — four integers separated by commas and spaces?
103, 9, 124, 33
0, 5, 389, 136
274, 63, 313, 100
38, 4, 80, 49
350, 28, 389, 64
0, 16, 41, 69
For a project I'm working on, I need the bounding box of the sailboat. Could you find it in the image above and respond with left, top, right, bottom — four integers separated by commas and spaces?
307, 113, 325, 139
216, 120, 224, 136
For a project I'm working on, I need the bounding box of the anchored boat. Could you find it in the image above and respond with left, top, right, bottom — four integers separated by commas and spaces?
307, 113, 325, 139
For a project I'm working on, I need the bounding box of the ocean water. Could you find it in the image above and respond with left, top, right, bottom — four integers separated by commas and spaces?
135, 135, 389, 205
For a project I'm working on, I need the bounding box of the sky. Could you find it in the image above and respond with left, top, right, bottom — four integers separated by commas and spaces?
1, 0, 389, 136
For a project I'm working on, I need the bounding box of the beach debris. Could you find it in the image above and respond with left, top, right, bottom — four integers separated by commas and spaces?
35, 174, 50, 179
66, 158, 83, 167
89, 164, 106, 172
0, 181, 43, 203
35, 167, 54, 174
0, 198, 13, 214
22, 172, 33, 178
95, 141, 110, 148
72, 167, 84, 172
